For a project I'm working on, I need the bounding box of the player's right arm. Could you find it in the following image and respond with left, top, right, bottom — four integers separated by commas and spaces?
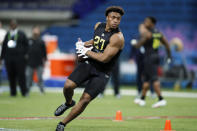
134, 29, 152, 48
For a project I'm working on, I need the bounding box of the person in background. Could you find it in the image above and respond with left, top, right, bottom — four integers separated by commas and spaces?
26, 26, 47, 95
132, 16, 171, 108
164, 37, 195, 90
0, 21, 6, 94
130, 24, 155, 98
0, 19, 28, 97
111, 58, 121, 98
0, 21, 6, 52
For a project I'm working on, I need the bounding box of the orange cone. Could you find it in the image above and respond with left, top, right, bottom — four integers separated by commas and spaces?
114, 110, 123, 121
164, 120, 172, 130
160, 120, 176, 131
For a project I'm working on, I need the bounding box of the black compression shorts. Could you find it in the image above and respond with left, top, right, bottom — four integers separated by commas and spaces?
68, 62, 110, 99
143, 54, 160, 82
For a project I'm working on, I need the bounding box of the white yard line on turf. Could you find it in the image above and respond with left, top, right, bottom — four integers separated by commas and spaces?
46, 87, 197, 98
1, 86, 197, 98
0, 116, 197, 120
0, 128, 32, 131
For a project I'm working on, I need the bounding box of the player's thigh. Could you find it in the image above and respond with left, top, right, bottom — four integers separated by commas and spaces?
145, 63, 158, 82
84, 73, 109, 100
68, 62, 91, 86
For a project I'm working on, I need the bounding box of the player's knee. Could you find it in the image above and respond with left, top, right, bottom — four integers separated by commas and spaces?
64, 79, 76, 90
153, 81, 160, 87
81, 98, 90, 106
80, 95, 91, 106
143, 82, 150, 89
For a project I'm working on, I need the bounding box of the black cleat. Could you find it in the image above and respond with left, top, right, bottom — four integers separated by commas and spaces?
54, 100, 76, 116
56, 122, 65, 131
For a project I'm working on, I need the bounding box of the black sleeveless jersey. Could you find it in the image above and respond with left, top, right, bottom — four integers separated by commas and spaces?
144, 28, 163, 56
89, 23, 122, 73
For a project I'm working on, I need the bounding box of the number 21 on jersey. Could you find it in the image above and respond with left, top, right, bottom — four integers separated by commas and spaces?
94, 36, 105, 51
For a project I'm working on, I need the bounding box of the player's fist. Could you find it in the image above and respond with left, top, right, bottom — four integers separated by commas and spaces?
77, 46, 93, 57
130, 39, 137, 46
76, 38, 84, 50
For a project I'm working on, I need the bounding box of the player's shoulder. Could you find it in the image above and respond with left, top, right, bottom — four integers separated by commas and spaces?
112, 32, 124, 42
153, 28, 163, 34
94, 22, 106, 30
110, 32, 124, 49
94, 22, 101, 30
153, 28, 164, 38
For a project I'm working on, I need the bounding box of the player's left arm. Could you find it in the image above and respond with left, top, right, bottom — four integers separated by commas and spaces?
86, 32, 124, 63
84, 39, 94, 46
160, 34, 171, 59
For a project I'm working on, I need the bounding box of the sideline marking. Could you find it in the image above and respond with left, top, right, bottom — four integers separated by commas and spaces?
0, 116, 197, 120
0, 128, 32, 131
1, 87, 197, 98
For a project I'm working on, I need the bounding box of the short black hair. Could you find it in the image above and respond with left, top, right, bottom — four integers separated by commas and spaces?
147, 16, 157, 25
105, 6, 124, 17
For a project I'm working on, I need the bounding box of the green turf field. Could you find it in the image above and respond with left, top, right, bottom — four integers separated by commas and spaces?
0, 90, 197, 131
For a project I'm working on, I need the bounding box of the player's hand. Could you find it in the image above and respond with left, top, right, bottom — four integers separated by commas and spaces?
75, 38, 91, 59
75, 38, 84, 50
76, 46, 93, 57
82, 55, 88, 59
130, 39, 137, 46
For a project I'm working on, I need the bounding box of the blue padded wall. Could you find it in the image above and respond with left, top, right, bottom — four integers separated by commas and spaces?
44, 0, 197, 60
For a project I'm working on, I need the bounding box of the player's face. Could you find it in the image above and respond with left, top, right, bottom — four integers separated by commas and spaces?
10, 21, 17, 30
144, 18, 153, 29
32, 27, 40, 38
107, 12, 121, 29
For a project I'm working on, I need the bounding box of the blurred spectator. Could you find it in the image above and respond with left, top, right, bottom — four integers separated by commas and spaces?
132, 17, 171, 108
111, 59, 121, 98
0, 21, 6, 94
0, 21, 6, 50
130, 24, 155, 98
163, 37, 195, 90
26, 26, 47, 95
0, 19, 28, 97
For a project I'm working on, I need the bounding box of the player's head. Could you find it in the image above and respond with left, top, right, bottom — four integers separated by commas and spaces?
105, 6, 124, 29
144, 16, 157, 29
9, 19, 18, 30
32, 25, 41, 39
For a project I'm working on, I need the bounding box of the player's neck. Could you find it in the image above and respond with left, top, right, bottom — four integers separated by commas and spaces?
106, 23, 118, 32
105, 25, 117, 32
105, 24, 111, 32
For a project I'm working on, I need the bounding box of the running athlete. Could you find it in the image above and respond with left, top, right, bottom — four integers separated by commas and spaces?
132, 16, 171, 108
55, 6, 124, 131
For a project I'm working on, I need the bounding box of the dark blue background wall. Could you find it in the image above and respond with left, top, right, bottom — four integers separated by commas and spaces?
44, 0, 197, 61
